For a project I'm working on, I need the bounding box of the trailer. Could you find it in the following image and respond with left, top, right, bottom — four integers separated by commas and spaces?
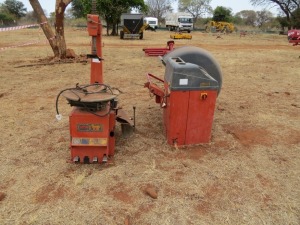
120, 13, 148, 39
165, 12, 193, 33
144, 17, 158, 31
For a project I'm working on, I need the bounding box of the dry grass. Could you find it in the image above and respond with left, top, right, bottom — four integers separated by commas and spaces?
0, 27, 299, 225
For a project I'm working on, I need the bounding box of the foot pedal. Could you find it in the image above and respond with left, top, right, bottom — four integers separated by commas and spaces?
93, 157, 98, 163
73, 156, 80, 163
102, 155, 108, 163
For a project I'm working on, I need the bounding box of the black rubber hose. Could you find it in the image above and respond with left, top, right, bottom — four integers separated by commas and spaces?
55, 83, 115, 118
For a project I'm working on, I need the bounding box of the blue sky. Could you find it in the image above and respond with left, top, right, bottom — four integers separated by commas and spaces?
1, 0, 279, 15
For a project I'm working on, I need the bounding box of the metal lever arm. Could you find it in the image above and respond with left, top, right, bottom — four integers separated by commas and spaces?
144, 73, 165, 104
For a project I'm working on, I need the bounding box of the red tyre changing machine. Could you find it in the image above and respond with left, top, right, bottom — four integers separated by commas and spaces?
56, 14, 133, 163
145, 46, 222, 146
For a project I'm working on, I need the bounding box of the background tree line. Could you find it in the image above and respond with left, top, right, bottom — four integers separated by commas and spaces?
0, 0, 299, 60
1, 0, 299, 30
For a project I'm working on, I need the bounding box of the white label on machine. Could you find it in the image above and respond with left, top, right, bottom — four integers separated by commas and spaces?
179, 79, 188, 85
92, 58, 100, 63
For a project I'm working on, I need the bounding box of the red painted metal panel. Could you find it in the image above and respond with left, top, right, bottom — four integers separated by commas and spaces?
163, 91, 190, 146
108, 111, 116, 156
185, 90, 217, 144
70, 107, 110, 138
69, 107, 114, 163
163, 90, 217, 146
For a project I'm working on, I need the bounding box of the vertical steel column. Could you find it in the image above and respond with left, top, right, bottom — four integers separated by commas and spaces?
87, 12, 103, 84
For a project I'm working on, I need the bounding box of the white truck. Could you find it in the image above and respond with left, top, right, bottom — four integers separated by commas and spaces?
144, 17, 158, 30
165, 12, 193, 33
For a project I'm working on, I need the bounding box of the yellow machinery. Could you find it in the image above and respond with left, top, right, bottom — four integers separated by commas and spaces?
205, 21, 235, 33
170, 32, 192, 39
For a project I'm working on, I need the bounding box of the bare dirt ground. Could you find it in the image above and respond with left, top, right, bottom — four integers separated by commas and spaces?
0, 27, 299, 225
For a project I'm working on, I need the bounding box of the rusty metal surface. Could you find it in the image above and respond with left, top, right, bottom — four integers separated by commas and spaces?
62, 85, 116, 103
116, 108, 134, 126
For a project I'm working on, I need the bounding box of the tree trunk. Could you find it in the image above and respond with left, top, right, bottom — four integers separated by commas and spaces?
105, 16, 110, 36
111, 23, 117, 36
277, 3, 292, 29
54, 0, 73, 58
106, 24, 109, 36
29, 0, 60, 57
29, 0, 72, 59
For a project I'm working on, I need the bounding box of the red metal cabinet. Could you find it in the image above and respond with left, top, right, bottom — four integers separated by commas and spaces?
69, 107, 115, 163
163, 90, 217, 146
